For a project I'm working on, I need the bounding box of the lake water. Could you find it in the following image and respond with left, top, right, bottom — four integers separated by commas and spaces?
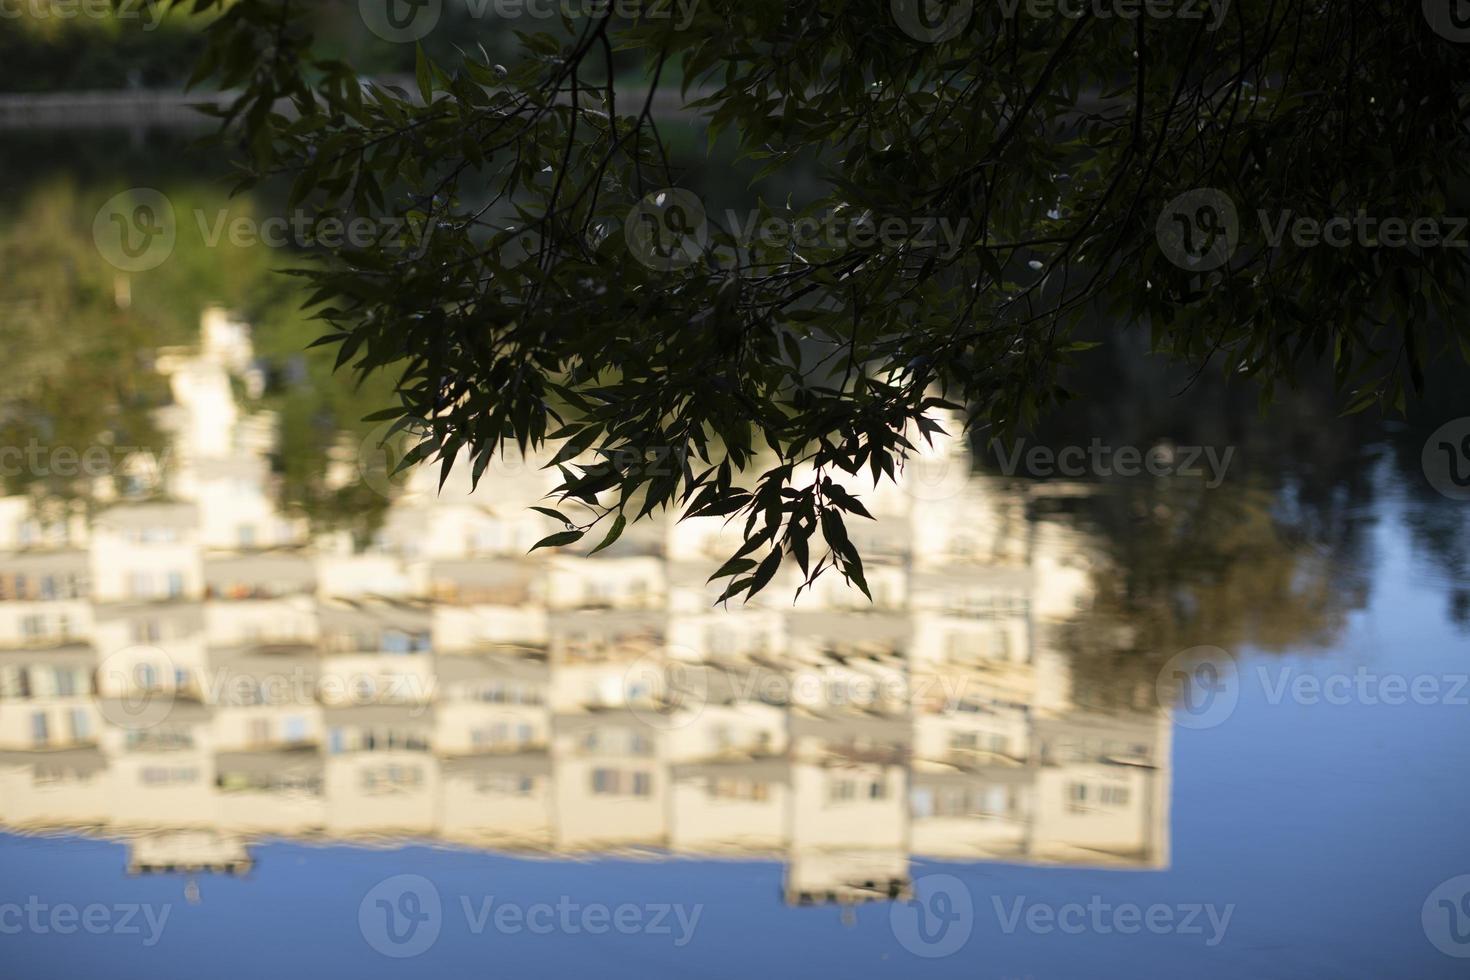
0, 132, 1467, 979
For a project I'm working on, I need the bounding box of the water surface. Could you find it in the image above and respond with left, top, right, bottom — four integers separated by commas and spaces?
0, 132, 1467, 980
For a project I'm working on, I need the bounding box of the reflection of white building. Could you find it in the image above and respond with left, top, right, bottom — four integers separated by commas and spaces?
127, 830, 253, 876
89, 503, 203, 604
0, 313, 1170, 892
324, 704, 439, 835
786, 715, 910, 904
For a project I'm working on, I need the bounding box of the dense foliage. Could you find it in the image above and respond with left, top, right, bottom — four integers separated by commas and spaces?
141, 0, 1470, 600
0, 139, 393, 529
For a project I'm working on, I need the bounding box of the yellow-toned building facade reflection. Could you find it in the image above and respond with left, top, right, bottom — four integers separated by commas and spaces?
0, 312, 1170, 904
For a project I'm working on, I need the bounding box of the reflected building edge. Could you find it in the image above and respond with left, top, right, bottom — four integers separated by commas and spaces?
0, 313, 1170, 905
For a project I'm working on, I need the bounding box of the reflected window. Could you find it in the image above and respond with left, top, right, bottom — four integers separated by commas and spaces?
0, 666, 28, 700
708, 778, 768, 802
910, 788, 935, 818
141, 767, 199, 785
591, 767, 652, 796
1066, 781, 1129, 812
127, 727, 194, 751
128, 573, 152, 599
474, 772, 534, 796
361, 765, 423, 794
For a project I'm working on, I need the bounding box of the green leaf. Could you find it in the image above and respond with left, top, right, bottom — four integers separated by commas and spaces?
588, 514, 627, 555
530, 530, 585, 552
415, 45, 434, 105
